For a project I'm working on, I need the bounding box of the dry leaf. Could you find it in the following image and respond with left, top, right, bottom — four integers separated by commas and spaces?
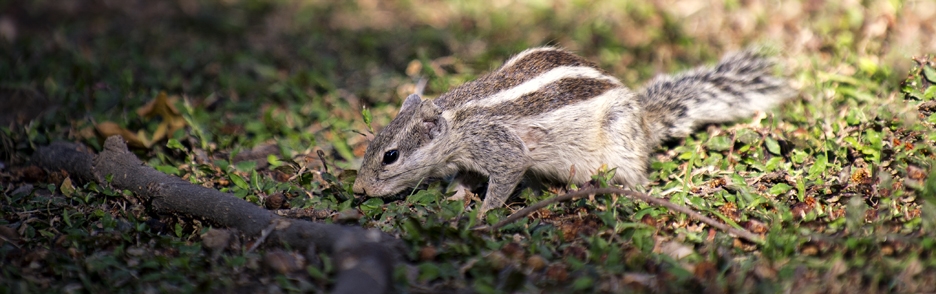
0, 225, 20, 246
93, 91, 188, 149
95, 121, 151, 148
137, 91, 186, 143
264, 250, 304, 274
201, 228, 232, 251
659, 241, 695, 260
60, 176, 75, 198
622, 273, 655, 288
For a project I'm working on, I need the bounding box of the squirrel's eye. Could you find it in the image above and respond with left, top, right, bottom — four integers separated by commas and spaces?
382, 150, 399, 165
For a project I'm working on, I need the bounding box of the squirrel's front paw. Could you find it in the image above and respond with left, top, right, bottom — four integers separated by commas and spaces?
446, 185, 474, 201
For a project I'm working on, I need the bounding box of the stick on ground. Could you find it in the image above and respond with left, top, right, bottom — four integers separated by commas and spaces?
32, 135, 402, 294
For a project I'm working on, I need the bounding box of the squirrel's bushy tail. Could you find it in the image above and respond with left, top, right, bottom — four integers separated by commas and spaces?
639, 50, 794, 145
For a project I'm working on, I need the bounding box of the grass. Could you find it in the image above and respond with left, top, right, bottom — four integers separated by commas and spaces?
2, 0, 936, 292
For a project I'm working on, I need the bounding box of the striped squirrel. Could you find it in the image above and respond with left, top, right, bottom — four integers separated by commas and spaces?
352, 47, 794, 214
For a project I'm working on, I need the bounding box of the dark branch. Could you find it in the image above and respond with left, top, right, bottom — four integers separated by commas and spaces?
33, 136, 402, 294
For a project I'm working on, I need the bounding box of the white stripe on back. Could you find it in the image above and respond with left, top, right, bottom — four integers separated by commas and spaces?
500, 47, 557, 69
459, 66, 621, 109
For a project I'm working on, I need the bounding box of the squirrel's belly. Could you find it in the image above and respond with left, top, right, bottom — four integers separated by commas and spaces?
518, 88, 649, 186
526, 143, 648, 185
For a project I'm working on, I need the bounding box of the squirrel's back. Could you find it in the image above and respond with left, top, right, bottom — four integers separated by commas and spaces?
433, 47, 613, 110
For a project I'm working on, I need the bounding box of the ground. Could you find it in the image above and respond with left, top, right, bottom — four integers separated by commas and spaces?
2, 0, 936, 292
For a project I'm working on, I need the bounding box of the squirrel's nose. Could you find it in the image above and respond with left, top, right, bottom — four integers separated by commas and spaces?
352, 180, 366, 195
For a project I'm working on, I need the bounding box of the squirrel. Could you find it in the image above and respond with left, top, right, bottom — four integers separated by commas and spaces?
352, 47, 794, 214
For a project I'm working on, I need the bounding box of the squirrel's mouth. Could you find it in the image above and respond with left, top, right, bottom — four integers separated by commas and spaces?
352, 179, 407, 198
353, 176, 444, 199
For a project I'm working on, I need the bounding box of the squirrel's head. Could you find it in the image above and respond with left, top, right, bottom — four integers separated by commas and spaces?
353, 94, 448, 197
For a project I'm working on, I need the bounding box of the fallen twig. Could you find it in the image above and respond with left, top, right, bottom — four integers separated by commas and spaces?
33, 136, 402, 294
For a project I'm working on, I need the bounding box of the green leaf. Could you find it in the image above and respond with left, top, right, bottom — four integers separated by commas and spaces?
38, 229, 54, 238
769, 183, 792, 196
338, 199, 353, 211
234, 160, 257, 172
417, 262, 440, 282
818, 71, 865, 86
765, 157, 783, 172
572, 276, 595, 291
764, 137, 781, 155
307, 264, 327, 280
857, 57, 878, 75
677, 151, 694, 160
166, 138, 185, 151
62, 209, 73, 227
229, 174, 249, 190
402, 218, 423, 240
837, 86, 876, 102
864, 129, 882, 163
362, 106, 373, 133
707, 134, 732, 151
155, 165, 180, 176
845, 108, 861, 125
214, 159, 230, 170
902, 86, 925, 100
925, 86, 936, 100
796, 177, 806, 202
406, 190, 437, 205
923, 65, 936, 83
267, 154, 282, 168
791, 149, 808, 164
332, 138, 355, 162
337, 170, 358, 190
360, 198, 384, 217
250, 170, 260, 190
807, 154, 827, 179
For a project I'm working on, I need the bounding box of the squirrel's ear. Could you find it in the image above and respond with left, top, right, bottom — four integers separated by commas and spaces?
422, 117, 445, 140
400, 94, 422, 113
417, 102, 445, 140
406, 95, 443, 140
